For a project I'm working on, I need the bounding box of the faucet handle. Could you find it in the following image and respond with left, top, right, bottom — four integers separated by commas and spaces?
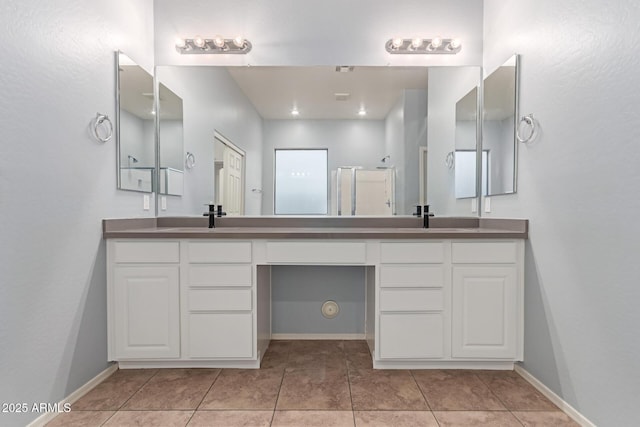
413, 205, 422, 217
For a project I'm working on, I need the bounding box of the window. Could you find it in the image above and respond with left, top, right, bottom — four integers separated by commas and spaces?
274, 149, 328, 215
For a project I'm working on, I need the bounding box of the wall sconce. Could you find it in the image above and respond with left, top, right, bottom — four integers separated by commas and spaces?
175, 35, 252, 54
385, 37, 461, 54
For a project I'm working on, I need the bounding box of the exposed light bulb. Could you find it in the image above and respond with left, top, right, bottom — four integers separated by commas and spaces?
430, 36, 443, 49
193, 36, 205, 48
233, 36, 245, 48
175, 38, 186, 48
449, 38, 461, 49
411, 38, 424, 49
213, 35, 225, 48
391, 38, 404, 49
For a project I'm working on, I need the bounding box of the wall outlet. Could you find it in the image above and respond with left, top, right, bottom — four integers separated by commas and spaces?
484, 196, 491, 213
143, 194, 150, 210
161, 196, 167, 210
471, 198, 478, 213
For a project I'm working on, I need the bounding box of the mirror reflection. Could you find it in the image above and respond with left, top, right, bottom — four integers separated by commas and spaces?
455, 87, 479, 199
158, 82, 184, 196
155, 66, 481, 217
483, 54, 519, 196
116, 52, 155, 193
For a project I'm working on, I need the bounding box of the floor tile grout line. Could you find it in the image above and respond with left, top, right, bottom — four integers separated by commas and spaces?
407, 368, 443, 426
113, 368, 161, 413
408, 369, 433, 412
269, 347, 290, 426
473, 371, 512, 411
472, 371, 527, 426
186, 368, 223, 425
345, 353, 356, 426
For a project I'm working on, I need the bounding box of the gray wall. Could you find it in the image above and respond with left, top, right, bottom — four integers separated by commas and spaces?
262, 119, 386, 215
0, 1, 155, 426
483, 1, 640, 425
271, 266, 365, 335
155, 67, 264, 216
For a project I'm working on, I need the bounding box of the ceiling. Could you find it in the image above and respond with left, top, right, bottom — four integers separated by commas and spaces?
227, 66, 429, 120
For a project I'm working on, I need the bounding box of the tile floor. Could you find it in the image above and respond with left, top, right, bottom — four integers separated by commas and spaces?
46, 340, 578, 426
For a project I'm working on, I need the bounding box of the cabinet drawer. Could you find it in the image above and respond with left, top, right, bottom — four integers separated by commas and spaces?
380, 289, 443, 312
187, 241, 252, 263
188, 265, 252, 287
380, 242, 444, 264
188, 289, 252, 311
379, 265, 444, 287
379, 313, 443, 359
188, 313, 253, 358
266, 241, 366, 264
452, 241, 517, 264
113, 241, 180, 263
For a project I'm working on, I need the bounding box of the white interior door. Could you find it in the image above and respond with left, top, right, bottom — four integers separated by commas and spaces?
355, 169, 394, 215
223, 146, 244, 216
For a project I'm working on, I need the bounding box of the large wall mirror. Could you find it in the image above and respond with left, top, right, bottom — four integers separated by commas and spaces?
116, 52, 155, 192
482, 54, 519, 196
454, 86, 481, 199
158, 82, 184, 196
155, 65, 481, 217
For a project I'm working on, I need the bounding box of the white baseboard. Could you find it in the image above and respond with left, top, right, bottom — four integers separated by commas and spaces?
514, 365, 595, 427
27, 363, 118, 427
271, 333, 365, 340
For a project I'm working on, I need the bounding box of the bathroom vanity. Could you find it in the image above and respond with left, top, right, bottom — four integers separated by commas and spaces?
103, 217, 527, 370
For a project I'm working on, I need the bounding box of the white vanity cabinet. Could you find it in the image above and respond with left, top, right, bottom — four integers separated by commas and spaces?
182, 241, 254, 359
108, 241, 181, 360
106, 235, 524, 369
451, 242, 522, 360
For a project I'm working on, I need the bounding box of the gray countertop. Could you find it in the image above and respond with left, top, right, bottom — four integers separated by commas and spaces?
102, 217, 528, 239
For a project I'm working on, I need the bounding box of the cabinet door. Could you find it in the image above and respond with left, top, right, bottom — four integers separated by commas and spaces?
379, 313, 443, 359
113, 266, 180, 359
452, 266, 517, 359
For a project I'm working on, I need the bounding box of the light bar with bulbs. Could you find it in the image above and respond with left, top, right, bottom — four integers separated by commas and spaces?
385, 37, 461, 54
175, 35, 252, 54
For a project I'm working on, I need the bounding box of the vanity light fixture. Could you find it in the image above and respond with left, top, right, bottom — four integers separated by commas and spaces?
175, 36, 252, 54
386, 37, 461, 54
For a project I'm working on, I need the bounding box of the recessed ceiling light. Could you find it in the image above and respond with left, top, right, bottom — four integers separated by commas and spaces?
358, 108, 367, 116
291, 108, 299, 116
335, 66, 355, 73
